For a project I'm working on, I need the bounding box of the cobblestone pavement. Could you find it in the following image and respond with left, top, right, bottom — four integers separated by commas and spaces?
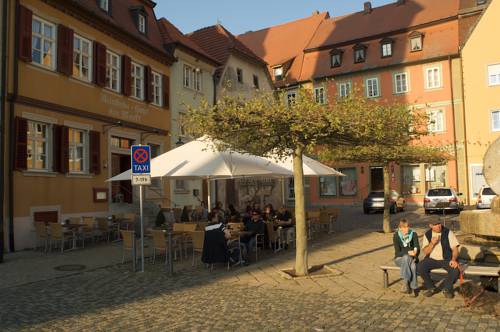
1, 207, 498, 331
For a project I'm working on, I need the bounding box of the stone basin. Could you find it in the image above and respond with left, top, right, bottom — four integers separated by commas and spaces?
459, 209, 500, 238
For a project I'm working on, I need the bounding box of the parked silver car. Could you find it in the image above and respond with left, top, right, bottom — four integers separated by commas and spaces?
363, 190, 405, 214
424, 188, 464, 214
476, 186, 497, 209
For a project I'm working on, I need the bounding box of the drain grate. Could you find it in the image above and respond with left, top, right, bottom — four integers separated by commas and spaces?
54, 264, 86, 272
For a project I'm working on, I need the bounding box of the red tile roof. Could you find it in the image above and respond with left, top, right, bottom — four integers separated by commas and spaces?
301, 20, 460, 81
188, 24, 267, 67
237, 12, 329, 88
305, 0, 460, 51
70, 0, 167, 55
157, 18, 220, 66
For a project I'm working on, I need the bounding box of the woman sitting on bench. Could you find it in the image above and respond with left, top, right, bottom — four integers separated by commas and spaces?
393, 219, 420, 296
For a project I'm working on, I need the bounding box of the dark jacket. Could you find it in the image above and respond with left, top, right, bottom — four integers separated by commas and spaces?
425, 227, 452, 260
201, 224, 229, 264
393, 230, 420, 258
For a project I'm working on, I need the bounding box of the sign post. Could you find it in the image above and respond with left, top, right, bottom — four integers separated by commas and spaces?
131, 145, 151, 273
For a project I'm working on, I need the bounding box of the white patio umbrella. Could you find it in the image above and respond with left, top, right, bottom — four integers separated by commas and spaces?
107, 136, 293, 209
264, 154, 345, 177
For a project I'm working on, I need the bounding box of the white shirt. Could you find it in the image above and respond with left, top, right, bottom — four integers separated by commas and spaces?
422, 229, 459, 260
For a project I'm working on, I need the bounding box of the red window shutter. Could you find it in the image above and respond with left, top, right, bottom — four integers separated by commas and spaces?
52, 125, 62, 172
14, 117, 28, 170
144, 66, 153, 103
18, 6, 33, 62
89, 131, 101, 175
93, 42, 107, 87
162, 75, 170, 109
60, 126, 70, 173
121, 55, 131, 96
57, 25, 74, 76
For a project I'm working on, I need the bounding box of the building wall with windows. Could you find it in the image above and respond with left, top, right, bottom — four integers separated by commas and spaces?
5, 0, 172, 250
168, 48, 216, 208
461, 0, 500, 203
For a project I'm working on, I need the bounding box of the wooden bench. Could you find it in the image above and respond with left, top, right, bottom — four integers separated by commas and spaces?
380, 263, 499, 292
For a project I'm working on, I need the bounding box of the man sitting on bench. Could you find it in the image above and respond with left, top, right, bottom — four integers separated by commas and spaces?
418, 220, 460, 299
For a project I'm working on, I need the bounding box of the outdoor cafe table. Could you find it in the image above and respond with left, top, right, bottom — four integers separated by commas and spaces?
63, 223, 86, 251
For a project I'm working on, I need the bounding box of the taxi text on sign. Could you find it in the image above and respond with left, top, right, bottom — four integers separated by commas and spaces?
131, 145, 151, 186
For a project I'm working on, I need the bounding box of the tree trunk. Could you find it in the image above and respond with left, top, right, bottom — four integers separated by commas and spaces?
293, 146, 308, 276
383, 164, 392, 233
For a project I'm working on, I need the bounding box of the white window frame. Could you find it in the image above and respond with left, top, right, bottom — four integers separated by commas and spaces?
331, 54, 341, 67
487, 64, 500, 86
314, 86, 326, 104
338, 81, 351, 98
354, 49, 365, 63
410, 36, 423, 52
151, 71, 163, 107
428, 109, 445, 133
27, 120, 51, 172
183, 64, 192, 89
193, 68, 202, 91
381, 42, 392, 57
425, 66, 442, 89
394, 72, 409, 94
68, 128, 89, 174
99, 0, 109, 12
73, 34, 93, 82
366, 77, 380, 98
273, 66, 283, 80
138, 14, 146, 34
131, 62, 144, 100
31, 16, 56, 70
492, 110, 500, 132
105, 50, 120, 92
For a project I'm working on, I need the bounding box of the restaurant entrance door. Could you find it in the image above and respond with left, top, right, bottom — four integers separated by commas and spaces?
111, 153, 132, 203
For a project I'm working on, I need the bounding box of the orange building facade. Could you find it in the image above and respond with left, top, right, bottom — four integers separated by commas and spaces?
239, 0, 485, 208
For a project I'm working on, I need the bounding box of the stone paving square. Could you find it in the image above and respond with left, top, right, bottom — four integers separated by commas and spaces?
0, 208, 498, 331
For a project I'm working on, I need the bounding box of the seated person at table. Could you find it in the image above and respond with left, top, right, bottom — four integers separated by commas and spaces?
227, 204, 240, 221
202, 221, 242, 265
251, 203, 261, 215
240, 211, 266, 261
262, 204, 275, 222
393, 219, 420, 296
275, 206, 294, 248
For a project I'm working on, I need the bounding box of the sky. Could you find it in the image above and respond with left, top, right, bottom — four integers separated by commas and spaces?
155, 0, 395, 35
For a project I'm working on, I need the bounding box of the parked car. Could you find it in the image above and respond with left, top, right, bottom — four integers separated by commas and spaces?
424, 187, 464, 214
476, 186, 497, 209
363, 190, 405, 214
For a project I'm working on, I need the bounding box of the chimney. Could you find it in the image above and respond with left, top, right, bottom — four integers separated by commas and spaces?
396, 0, 406, 5
364, 2, 372, 14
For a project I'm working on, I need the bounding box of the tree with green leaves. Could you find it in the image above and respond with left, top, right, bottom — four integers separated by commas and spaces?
185, 87, 381, 276
320, 99, 450, 233
184, 86, 448, 274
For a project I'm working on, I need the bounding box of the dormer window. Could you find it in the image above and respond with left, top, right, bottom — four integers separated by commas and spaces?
353, 44, 367, 63
273, 66, 283, 81
380, 38, 393, 58
138, 14, 146, 34
131, 6, 148, 35
409, 31, 423, 52
330, 49, 343, 68
99, 0, 109, 12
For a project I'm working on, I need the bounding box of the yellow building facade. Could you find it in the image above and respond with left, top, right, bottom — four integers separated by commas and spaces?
461, 0, 500, 203
3, 0, 172, 251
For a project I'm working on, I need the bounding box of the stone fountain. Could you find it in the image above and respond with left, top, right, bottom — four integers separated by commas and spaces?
459, 137, 500, 263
